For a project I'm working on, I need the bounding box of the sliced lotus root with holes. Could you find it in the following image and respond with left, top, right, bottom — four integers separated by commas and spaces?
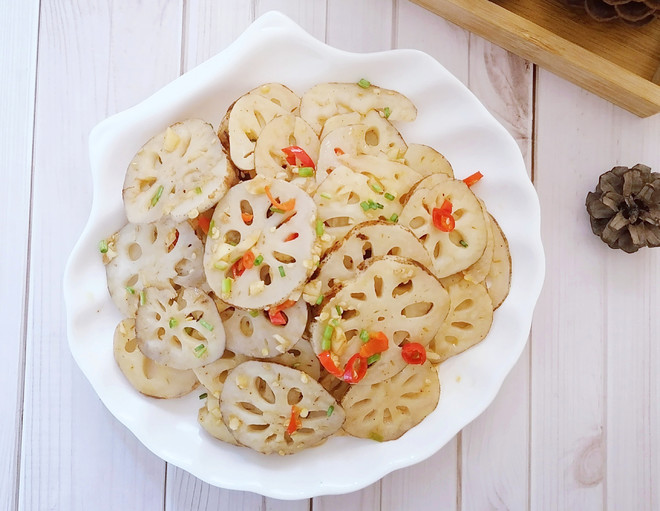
403, 143, 454, 179
319, 111, 363, 139
113, 318, 199, 398
136, 287, 226, 370
314, 162, 421, 246
198, 391, 241, 446
220, 84, 300, 172
311, 220, 434, 297
300, 82, 417, 135
254, 114, 319, 193
220, 361, 345, 454
204, 179, 320, 309
316, 110, 408, 184
399, 175, 488, 278
105, 220, 204, 317
193, 349, 249, 399
123, 119, 235, 224
267, 339, 321, 380
341, 360, 439, 441
318, 368, 351, 402
485, 215, 511, 309
427, 279, 493, 363
218, 299, 308, 358
462, 203, 494, 284
310, 256, 449, 385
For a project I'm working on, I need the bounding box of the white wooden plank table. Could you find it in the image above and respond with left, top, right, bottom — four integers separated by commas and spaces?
2, 1, 658, 509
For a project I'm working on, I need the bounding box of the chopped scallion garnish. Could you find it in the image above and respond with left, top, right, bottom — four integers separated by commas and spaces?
139, 289, 146, 306
195, 186, 202, 194
360, 201, 370, 211
315, 294, 324, 305
330, 319, 339, 327
389, 213, 399, 223
327, 405, 335, 417
278, 265, 286, 277
249, 309, 260, 317
150, 185, 164, 207
98, 239, 108, 253
169, 317, 178, 328
383, 107, 391, 119
370, 182, 383, 194
320, 192, 332, 200
374, 201, 384, 209
316, 219, 324, 237
126, 286, 136, 295
270, 207, 286, 214
254, 254, 264, 266
222, 277, 232, 295
298, 166, 314, 177
209, 220, 215, 232
323, 324, 334, 342
358, 78, 371, 88
459, 240, 468, 247
199, 392, 208, 400
322, 337, 332, 351
335, 305, 343, 315
194, 344, 207, 358
198, 319, 214, 331
359, 329, 369, 343
384, 192, 395, 201
367, 353, 381, 365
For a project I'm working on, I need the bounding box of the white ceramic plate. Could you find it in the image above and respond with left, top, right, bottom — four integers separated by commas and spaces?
64, 11, 544, 500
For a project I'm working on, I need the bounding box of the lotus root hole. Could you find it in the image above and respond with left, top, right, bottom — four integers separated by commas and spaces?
454, 299, 474, 312
273, 251, 296, 264
350, 292, 367, 301
373, 275, 383, 297
361, 242, 372, 259
451, 321, 474, 330
453, 208, 465, 221
220, 307, 236, 322
410, 216, 426, 229
127, 243, 142, 261
189, 309, 204, 321
260, 265, 272, 286
377, 316, 385, 322
239, 401, 264, 416
216, 371, 229, 385
224, 230, 241, 246
240, 200, 254, 224
265, 433, 277, 443
387, 246, 402, 256
392, 279, 413, 297
325, 217, 351, 228
383, 408, 393, 424
396, 406, 411, 416
342, 255, 354, 270
175, 258, 193, 277
287, 388, 303, 405
364, 128, 379, 146
449, 230, 465, 247
446, 335, 459, 345
142, 357, 157, 380
126, 274, 139, 288
347, 192, 360, 204
342, 309, 359, 321
402, 302, 434, 318
433, 240, 442, 258
255, 377, 276, 404
393, 330, 409, 344
124, 338, 138, 353
239, 316, 254, 336
156, 327, 165, 339
170, 335, 182, 349
364, 409, 376, 421
345, 329, 358, 342
248, 423, 269, 432
138, 177, 157, 193
149, 225, 158, 243
254, 110, 267, 129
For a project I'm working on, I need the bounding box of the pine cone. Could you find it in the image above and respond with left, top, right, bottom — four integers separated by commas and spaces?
586, 164, 660, 253
559, 0, 659, 25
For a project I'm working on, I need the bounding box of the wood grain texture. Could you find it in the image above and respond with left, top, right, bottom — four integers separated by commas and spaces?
18, 1, 183, 510
0, 2, 39, 510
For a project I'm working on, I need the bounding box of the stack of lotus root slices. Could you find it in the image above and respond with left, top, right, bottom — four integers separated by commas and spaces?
104, 80, 512, 455
560, 0, 659, 25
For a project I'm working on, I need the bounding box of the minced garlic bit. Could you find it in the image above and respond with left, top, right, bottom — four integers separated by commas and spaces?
235, 374, 249, 389
302, 279, 322, 304
187, 208, 199, 219
249, 280, 265, 296
210, 226, 221, 240
299, 408, 309, 418
245, 174, 270, 195
261, 347, 269, 357
211, 407, 223, 419
228, 416, 241, 430
163, 127, 180, 152
300, 373, 309, 384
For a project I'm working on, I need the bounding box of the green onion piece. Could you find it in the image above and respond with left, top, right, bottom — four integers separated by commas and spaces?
367, 353, 381, 365
315, 294, 324, 305
126, 286, 135, 295
384, 192, 395, 201
322, 337, 332, 351
323, 324, 334, 342
359, 329, 370, 343
358, 78, 371, 88
194, 344, 207, 358
374, 202, 384, 209
214, 260, 229, 271
370, 182, 383, 194
459, 240, 468, 247
139, 290, 146, 306
209, 220, 215, 232
389, 213, 399, 223
292, 362, 301, 368
327, 405, 335, 417
320, 192, 332, 200
198, 319, 214, 331
227, 241, 237, 246
98, 239, 108, 253
222, 277, 232, 295
199, 392, 208, 400
335, 305, 343, 315
254, 254, 264, 266
150, 185, 164, 207
360, 201, 370, 211
249, 309, 260, 317
316, 219, 324, 237
369, 431, 384, 442
278, 265, 286, 277
383, 107, 391, 119
195, 186, 202, 194
298, 166, 314, 177
270, 207, 286, 214
330, 319, 339, 327
169, 317, 178, 328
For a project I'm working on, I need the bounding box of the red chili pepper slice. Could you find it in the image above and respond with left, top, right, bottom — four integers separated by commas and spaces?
268, 299, 296, 326
439, 199, 453, 213
359, 331, 389, 358
265, 186, 296, 212
286, 405, 302, 435
281, 145, 316, 170
463, 171, 483, 187
198, 214, 211, 235
343, 353, 368, 384
284, 232, 299, 242
401, 342, 426, 365
432, 208, 455, 232
334, 147, 344, 156
241, 250, 255, 270
231, 259, 245, 278
318, 350, 343, 378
